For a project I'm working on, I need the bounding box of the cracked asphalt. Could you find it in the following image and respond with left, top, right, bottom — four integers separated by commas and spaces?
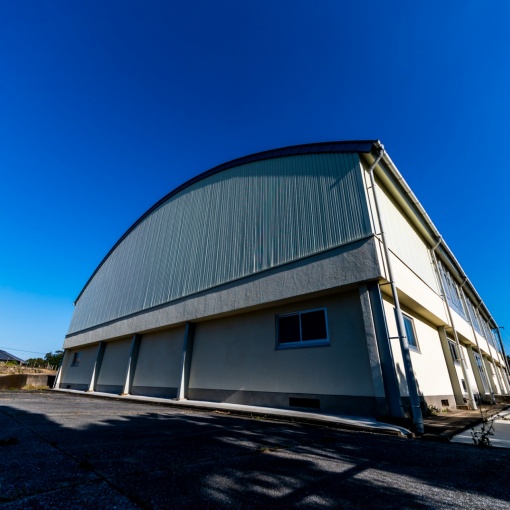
1, 391, 509, 509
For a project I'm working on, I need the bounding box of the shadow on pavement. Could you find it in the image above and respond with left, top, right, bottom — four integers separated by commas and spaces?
1, 391, 510, 509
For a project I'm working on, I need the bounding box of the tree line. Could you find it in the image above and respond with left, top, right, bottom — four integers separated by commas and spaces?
25, 350, 64, 369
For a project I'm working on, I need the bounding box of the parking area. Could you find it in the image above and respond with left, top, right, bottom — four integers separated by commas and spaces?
1, 391, 510, 509
452, 408, 510, 449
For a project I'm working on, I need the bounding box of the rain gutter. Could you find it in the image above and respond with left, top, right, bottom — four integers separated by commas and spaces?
366, 144, 424, 434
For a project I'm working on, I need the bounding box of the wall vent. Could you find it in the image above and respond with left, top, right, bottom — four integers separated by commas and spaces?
289, 397, 320, 409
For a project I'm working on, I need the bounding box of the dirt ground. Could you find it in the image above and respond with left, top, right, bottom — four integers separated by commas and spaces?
0, 362, 56, 376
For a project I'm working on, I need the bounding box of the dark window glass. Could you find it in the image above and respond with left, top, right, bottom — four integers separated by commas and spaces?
448, 341, 459, 362
301, 310, 327, 341
403, 315, 418, 349
278, 314, 300, 344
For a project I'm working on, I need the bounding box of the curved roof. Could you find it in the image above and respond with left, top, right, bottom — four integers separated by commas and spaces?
75, 140, 377, 304
68, 142, 375, 334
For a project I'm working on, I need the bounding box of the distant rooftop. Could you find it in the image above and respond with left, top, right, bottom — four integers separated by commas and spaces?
0, 349, 25, 364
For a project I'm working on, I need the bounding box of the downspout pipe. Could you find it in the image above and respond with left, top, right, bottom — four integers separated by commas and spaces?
431, 247, 477, 410
367, 145, 424, 434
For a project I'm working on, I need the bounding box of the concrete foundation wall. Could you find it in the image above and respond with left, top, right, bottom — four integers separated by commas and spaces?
0, 374, 55, 390
189, 291, 375, 399
187, 388, 386, 416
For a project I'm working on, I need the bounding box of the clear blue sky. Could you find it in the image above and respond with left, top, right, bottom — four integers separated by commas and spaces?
1, 1, 510, 358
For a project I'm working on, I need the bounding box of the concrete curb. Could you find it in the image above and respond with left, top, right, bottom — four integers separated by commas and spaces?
51, 388, 412, 438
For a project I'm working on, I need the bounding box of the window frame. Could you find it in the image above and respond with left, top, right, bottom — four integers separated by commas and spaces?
70, 352, 80, 367
275, 307, 330, 349
402, 313, 420, 352
448, 338, 460, 364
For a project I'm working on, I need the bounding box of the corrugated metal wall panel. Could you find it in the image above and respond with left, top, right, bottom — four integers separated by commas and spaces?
376, 182, 439, 292
68, 153, 371, 334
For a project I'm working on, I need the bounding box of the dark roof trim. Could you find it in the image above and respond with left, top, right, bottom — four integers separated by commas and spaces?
74, 140, 377, 304
0, 350, 25, 363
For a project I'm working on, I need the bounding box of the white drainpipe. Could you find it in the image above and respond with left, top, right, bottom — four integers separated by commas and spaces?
367, 145, 424, 434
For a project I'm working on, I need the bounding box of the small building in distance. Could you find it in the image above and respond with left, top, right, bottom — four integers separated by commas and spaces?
0, 349, 25, 365
57, 141, 509, 429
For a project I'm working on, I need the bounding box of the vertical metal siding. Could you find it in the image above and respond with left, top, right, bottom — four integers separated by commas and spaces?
68, 153, 370, 334
375, 182, 439, 292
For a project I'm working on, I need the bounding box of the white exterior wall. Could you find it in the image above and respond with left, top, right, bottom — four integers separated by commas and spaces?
383, 297, 453, 399
386, 249, 447, 325
456, 344, 478, 398
363, 166, 505, 403
365, 176, 439, 293
189, 291, 374, 397
133, 327, 185, 388
486, 359, 502, 394
449, 308, 476, 345
60, 345, 97, 386
96, 338, 132, 390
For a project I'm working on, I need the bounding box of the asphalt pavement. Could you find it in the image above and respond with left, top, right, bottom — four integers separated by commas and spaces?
452, 408, 510, 449
1, 391, 510, 509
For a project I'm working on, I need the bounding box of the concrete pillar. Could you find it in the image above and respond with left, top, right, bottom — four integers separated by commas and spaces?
492, 358, 505, 395
483, 356, 499, 395
176, 322, 196, 400
482, 322, 506, 395
359, 285, 387, 416
88, 342, 106, 392
367, 283, 403, 418
437, 327, 465, 407
502, 367, 510, 394
121, 334, 142, 395
496, 364, 509, 394
54, 349, 70, 389
502, 366, 510, 394
466, 345, 487, 400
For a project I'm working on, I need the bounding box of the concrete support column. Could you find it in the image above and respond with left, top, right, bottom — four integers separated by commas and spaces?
497, 364, 510, 394
88, 342, 106, 392
121, 334, 142, 395
437, 327, 465, 407
492, 358, 505, 395
482, 324, 506, 395
367, 283, 403, 418
466, 345, 487, 401
359, 285, 387, 416
502, 367, 510, 394
177, 322, 196, 400
53, 349, 70, 389
501, 365, 510, 394
494, 326, 510, 394
483, 356, 498, 395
